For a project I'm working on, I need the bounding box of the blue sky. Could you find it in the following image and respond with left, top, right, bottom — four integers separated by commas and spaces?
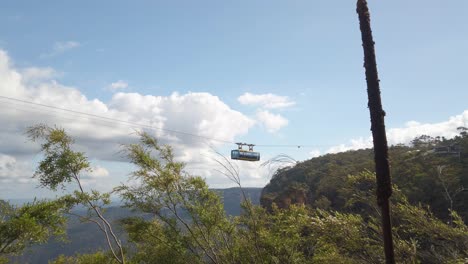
0, 1, 467, 198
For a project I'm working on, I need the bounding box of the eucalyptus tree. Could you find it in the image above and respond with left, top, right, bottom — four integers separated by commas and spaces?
0, 199, 69, 263
27, 124, 126, 264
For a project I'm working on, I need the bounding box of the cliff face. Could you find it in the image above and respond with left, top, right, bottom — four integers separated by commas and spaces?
261, 185, 307, 210
260, 133, 468, 222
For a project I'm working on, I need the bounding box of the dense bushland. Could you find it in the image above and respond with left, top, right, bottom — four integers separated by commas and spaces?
1, 126, 468, 263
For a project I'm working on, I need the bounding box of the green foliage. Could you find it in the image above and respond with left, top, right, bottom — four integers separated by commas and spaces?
121, 217, 195, 264
27, 124, 90, 190
234, 199, 409, 263
0, 199, 68, 257
342, 171, 468, 263
116, 132, 235, 264
393, 201, 468, 263
245, 170, 467, 263
262, 131, 468, 222
49, 251, 120, 264
27, 124, 125, 264
115, 132, 468, 263
13, 127, 468, 263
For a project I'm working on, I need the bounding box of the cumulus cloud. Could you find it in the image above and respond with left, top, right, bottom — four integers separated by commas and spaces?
255, 110, 289, 133
0, 153, 33, 184
40, 41, 80, 58
2, 46, 466, 198
83, 166, 110, 179
108, 80, 128, 91
386, 114, 468, 145
238, 92, 295, 109
325, 111, 468, 154
109, 91, 255, 144
0, 49, 263, 196
0, 48, 254, 153
309, 149, 321, 158
326, 137, 373, 154
21, 67, 58, 83
238, 92, 293, 132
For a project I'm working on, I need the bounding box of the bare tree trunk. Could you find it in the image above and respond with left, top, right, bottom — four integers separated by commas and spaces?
356, 1, 395, 263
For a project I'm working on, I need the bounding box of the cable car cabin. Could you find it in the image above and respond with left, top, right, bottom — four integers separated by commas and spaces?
231, 149, 260, 161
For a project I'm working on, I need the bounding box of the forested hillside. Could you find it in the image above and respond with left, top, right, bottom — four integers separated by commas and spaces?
261, 128, 468, 222
2, 127, 468, 263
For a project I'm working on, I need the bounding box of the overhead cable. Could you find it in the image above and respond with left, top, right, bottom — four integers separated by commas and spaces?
0, 95, 329, 148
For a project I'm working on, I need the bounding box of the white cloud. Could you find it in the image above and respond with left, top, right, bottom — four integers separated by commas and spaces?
0, 153, 33, 184
2, 46, 466, 197
0, 48, 254, 153
84, 166, 110, 179
309, 149, 321, 158
325, 111, 468, 154
0, 49, 261, 196
108, 80, 128, 91
256, 110, 288, 133
21, 67, 57, 83
326, 137, 373, 154
386, 114, 468, 145
238, 92, 295, 109
109, 91, 255, 144
40, 41, 80, 58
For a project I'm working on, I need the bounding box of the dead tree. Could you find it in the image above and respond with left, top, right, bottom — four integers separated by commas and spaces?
356, 1, 395, 263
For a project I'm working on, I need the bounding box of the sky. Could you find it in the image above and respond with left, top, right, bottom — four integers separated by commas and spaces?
0, 0, 467, 199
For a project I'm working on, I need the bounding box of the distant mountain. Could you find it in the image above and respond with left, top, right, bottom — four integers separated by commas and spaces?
215, 187, 263, 216
10, 187, 262, 264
